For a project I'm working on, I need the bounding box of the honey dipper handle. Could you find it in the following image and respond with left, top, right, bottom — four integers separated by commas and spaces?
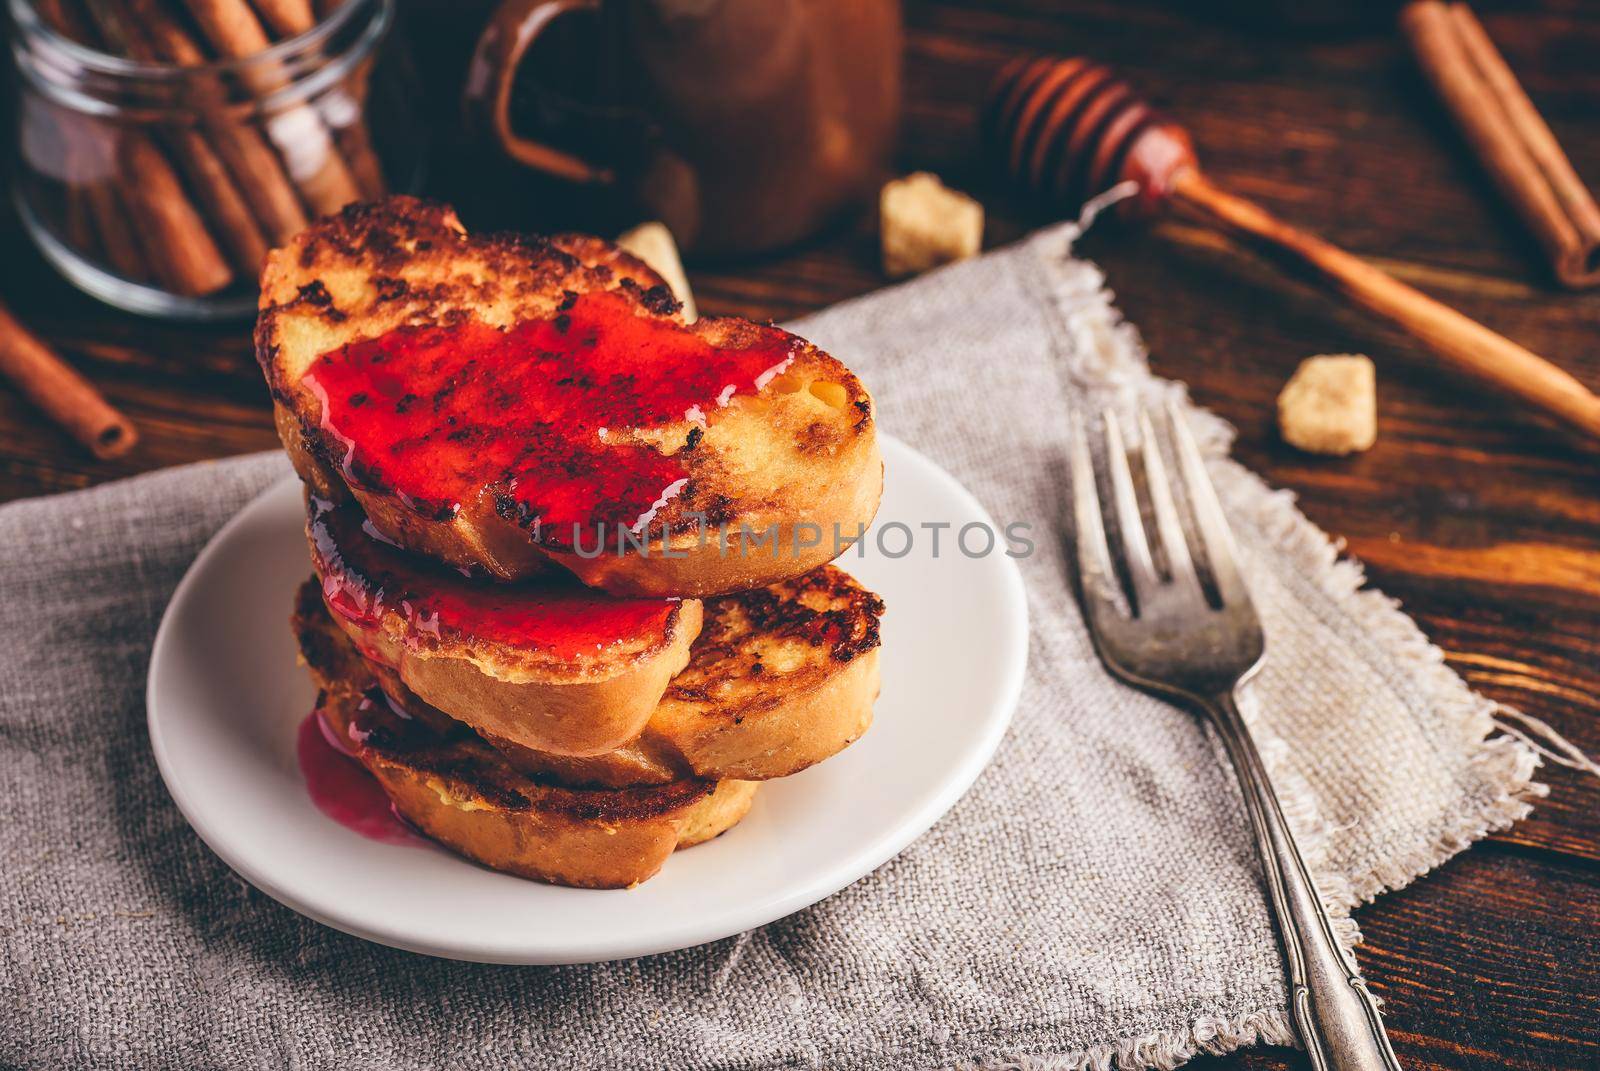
1170, 169, 1600, 441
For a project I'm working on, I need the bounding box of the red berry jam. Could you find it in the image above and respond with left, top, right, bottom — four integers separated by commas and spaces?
308, 496, 678, 660
296, 708, 424, 846
301, 290, 799, 546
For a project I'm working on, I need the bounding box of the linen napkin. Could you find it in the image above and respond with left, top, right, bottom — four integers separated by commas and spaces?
0, 224, 1540, 1071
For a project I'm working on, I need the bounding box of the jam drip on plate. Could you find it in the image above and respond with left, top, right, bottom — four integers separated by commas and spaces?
296, 707, 425, 846
308, 496, 677, 659
302, 289, 799, 546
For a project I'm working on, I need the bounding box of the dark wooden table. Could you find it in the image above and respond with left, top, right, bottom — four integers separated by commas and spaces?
3, 2, 1596, 1068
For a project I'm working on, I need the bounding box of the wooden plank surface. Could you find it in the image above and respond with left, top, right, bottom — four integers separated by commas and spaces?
1, 2, 1596, 1068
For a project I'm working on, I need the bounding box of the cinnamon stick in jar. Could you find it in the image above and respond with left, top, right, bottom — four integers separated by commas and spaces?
1401, 1, 1600, 288
116, 135, 236, 294
177, 0, 366, 216
235, 0, 389, 200
33, 0, 148, 280
80, 0, 271, 276
35, 0, 234, 296
248, 0, 314, 38
119, 0, 310, 246
84, 183, 151, 281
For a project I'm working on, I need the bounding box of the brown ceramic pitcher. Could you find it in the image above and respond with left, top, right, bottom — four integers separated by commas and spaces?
464, 0, 902, 257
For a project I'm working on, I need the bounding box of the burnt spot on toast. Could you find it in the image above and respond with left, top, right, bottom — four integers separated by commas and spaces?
666, 565, 883, 712
731, 568, 884, 663
639, 284, 680, 317
371, 275, 409, 303
291, 280, 344, 321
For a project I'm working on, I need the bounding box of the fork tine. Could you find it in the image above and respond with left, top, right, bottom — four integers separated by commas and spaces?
1164, 399, 1251, 606
1068, 412, 1121, 613
1102, 409, 1160, 604
1136, 407, 1201, 594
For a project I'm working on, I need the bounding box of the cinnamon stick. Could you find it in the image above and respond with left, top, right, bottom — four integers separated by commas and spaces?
210, 128, 317, 244
1401, 1, 1600, 288
117, 135, 235, 295
243, 0, 388, 202
37, 0, 231, 294
248, 0, 313, 37
165, 132, 273, 273
61, 187, 97, 254
83, 0, 270, 275
177, 0, 365, 215
0, 300, 137, 460
123, 0, 310, 245
85, 184, 151, 280
293, 0, 386, 199
182, 0, 273, 52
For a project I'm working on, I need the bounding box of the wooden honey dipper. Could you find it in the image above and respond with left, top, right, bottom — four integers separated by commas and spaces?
985, 55, 1600, 443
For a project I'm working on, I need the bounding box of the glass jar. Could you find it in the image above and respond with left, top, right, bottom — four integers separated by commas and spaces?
9, 0, 424, 320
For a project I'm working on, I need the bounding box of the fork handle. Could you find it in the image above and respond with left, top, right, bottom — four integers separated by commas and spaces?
1201, 688, 1404, 1071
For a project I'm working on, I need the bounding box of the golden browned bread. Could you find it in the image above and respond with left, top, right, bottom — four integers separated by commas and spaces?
299, 615, 756, 889
296, 556, 883, 788
520, 565, 884, 787
306, 494, 700, 757
258, 196, 882, 598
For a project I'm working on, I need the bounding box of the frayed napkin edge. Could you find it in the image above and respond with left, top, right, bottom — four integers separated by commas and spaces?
957, 1006, 1298, 1071
1022, 218, 1544, 898
967, 219, 1547, 1071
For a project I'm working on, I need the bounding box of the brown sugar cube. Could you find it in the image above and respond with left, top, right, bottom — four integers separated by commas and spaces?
880, 172, 983, 279
1277, 354, 1378, 455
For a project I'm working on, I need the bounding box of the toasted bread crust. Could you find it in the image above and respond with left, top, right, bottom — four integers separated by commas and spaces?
648, 567, 883, 782
296, 563, 883, 789
304, 632, 756, 888
491, 565, 882, 785
316, 684, 756, 888
296, 555, 701, 758
257, 196, 881, 597
304, 495, 702, 757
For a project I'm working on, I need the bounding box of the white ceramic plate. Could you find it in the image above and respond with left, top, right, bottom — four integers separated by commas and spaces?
147, 435, 1027, 964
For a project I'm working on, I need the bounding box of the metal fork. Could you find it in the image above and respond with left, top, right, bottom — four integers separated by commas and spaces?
1068, 401, 1403, 1071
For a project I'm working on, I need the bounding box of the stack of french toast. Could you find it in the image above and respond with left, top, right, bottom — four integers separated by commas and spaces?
255, 197, 886, 888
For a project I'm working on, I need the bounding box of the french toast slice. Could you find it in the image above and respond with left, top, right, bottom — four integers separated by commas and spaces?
497, 565, 885, 787
307, 495, 701, 757
297, 611, 756, 889
296, 552, 883, 788
257, 196, 882, 597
